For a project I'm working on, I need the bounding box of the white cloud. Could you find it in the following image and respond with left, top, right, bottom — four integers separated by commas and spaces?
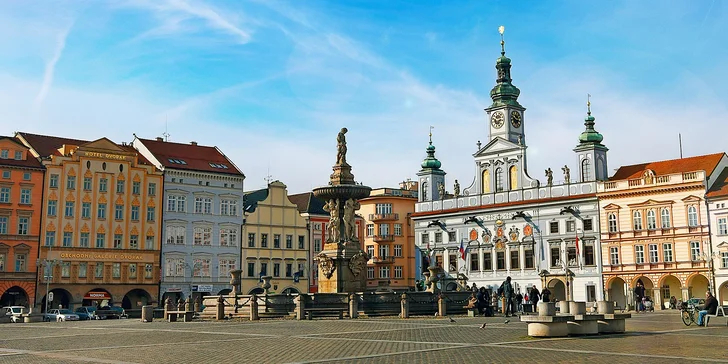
35, 21, 73, 106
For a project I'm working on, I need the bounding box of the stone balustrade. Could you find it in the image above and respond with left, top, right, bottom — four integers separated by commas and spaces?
522, 301, 631, 337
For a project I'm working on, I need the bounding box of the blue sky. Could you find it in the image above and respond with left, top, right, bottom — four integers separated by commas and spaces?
1, 0, 726, 193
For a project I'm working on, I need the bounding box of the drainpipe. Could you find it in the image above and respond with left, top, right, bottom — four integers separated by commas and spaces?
705, 198, 717, 295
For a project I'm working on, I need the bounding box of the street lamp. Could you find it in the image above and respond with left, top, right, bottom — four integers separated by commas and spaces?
42, 258, 59, 313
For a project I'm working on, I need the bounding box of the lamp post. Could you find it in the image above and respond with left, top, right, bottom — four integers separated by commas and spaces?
43, 258, 59, 313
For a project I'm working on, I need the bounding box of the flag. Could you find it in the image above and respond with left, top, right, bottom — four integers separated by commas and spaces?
575, 232, 581, 268
459, 241, 466, 260
426, 242, 434, 257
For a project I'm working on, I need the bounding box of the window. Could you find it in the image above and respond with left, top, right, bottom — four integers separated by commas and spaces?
298, 235, 305, 249
0, 253, 4, 271
132, 181, 140, 195
378, 245, 390, 258
23, 172, 31, 181
584, 245, 594, 266
0, 150, 6, 159
49, 174, 59, 188
688, 206, 698, 227
45, 231, 56, 246
273, 263, 280, 277
0, 187, 8, 203
635, 245, 645, 264
379, 224, 390, 236
219, 259, 236, 277
261, 234, 268, 248
394, 245, 403, 257
633, 211, 642, 230
422, 233, 430, 245
247, 262, 256, 277
567, 247, 577, 266
586, 285, 596, 302
314, 238, 322, 253
583, 218, 593, 231
193, 227, 212, 246
96, 233, 105, 248
566, 220, 575, 233
82, 202, 91, 218
130, 235, 138, 249
661, 208, 671, 228
375, 203, 393, 215
722, 252, 728, 268
366, 224, 374, 237
379, 266, 390, 278
95, 263, 104, 278
484, 252, 492, 270
550, 222, 559, 234
510, 250, 519, 269
220, 228, 238, 247
260, 262, 268, 276
1, 170, 8, 179
61, 262, 70, 278
644, 210, 656, 230
99, 178, 107, 192
525, 249, 535, 268
113, 234, 123, 249
551, 247, 560, 267
15, 254, 26, 272
394, 224, 403, 236
718, 218, 728, 235
282, 234, 291, 249
648, 244, 659, 263
367, 267, 374, 279
495, 167, 504, 192
14, 151, 22, 160
221, 199, 237, 216
285, 263, 292, 277
194, 197, 203, 213
690, 241, 701, 261
129, 263, 137, 278
115, 204, 123, 220
112, 263, 121, 278
116, 180, 124, 194
663, 243, 673, 262
434, 232, 442, 243
167, 196, 176, 211
146, 207, 155, 221
248, 233, 255, 248
131, 206, 139, 221
274, 234, 281, 248
0, 216, 6, 234
147, 236, 156, 249
610, 247, 619, 265
83, 177, 92, 191
148, 183, 156, 196
62, 232, 72, 247
164, 258, 184, 277
367, 245, 374, 258
80, 233, 89, 248
394, 266, 403, 278
145, 264, 153, 279
193, 258, 211, 277
17, 217, 28, 235
20, 189, 30, 204
64, 201, 74, 217
448, 231, 456, 242
67, 176, 76, 190
470, 252, 479, 270
496, 251, 506, 270
47, 200, 57, 216
79, 263, 87, 278
98, 203, 107, 219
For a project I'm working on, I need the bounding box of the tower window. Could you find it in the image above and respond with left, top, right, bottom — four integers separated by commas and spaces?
421, 182, 428, 201
495, 168, 504, 192
581, 159, 591, 182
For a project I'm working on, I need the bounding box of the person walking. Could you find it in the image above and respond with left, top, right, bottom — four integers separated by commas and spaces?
529, 286, 541, 313
633, 281, 645, 313
515, 290, 524, 313
500, 277, 515, 317
541, 287, 551, 303
476, 287, 486, 316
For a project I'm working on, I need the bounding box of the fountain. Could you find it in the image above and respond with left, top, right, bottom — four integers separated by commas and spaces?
313, 127, 372, 293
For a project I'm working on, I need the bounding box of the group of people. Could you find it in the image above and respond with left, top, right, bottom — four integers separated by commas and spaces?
479, 276, 555, 317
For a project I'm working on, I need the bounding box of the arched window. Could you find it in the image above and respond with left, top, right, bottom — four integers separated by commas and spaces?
421, 182, 428, 201
482, 169, 491, 193
495, 168, 504, 192
581, 159, 591, 182
509, 166, 518, 190
608, 213, 617, 233
633, 211, 643, 231
646, 210, 656, 230
660, 208, 671, 228
687, 205, 698, 227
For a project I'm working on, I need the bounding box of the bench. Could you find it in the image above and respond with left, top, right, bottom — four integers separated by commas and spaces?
705, 306, 728, 327
166, 311, 195, 322
303, 308, 345, 320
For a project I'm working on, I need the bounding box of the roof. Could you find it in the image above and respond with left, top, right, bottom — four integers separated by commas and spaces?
243, 188, 269, 214
411, 193, 595, 218
136, 137, 243, 176
288, 192, 328, 215
707, 167, 728, 198
16, 132, 88, 157
610, 153, 725, 181
0, 136, 44, 170
118, 144, 154, 167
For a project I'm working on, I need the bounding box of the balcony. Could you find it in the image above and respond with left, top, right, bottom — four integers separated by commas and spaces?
373, 235, 395, 242
369, 213, 399, 221
599, 170, 706, 192
371, 256, 395, 264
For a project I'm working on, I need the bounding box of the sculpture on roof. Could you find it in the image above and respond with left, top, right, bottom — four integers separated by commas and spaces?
336, 127, 348, 166
545, 168, 553, 186
562, 165, 570, 184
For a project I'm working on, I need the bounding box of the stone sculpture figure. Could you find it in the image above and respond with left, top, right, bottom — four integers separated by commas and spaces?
562, 165, 570, 184
438, 182, 445, 199
545, 168, 553, 186
323, 199, 341, 243
348, 251, 368, 277
336, 127, 348, 165
343, 198, 360, 241
453, 180, 460, 198
316, 252, 336, 279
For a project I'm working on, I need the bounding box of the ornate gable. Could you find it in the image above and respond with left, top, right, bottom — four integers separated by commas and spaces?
133, 174, 141, 182
474, 137, 521, 158
115, 196, 124, 205
67, 168, 77, 177
63, 223, 73, 232
65, 193, 75, 202
80, 138, 125, 152
46, 221, 56, 231
117, 173, 125, 181
147, 199, 156, 208
146, 227, 155, 236
682, 195, 702, 203
131, 226, 139, 235
98, 195, 107, 204
132, 197, 140, 206
84, 170, 93, 178
602, 203, 621, 210
81, 223, 90, 233
97, 225, 106, 234
114, 225, 123, 235
48, 191, 58, 200
82, 194, 92, 203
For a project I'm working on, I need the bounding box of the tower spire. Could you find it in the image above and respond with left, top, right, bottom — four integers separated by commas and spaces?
499, 25, 506, 56
429, 125, 434, 145
578, 94, 603, 145
489, 25, 521, 109
587, 93, 592, 116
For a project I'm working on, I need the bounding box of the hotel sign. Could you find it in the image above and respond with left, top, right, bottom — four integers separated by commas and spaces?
47, 251, 155, 262
83, 151, 129, 161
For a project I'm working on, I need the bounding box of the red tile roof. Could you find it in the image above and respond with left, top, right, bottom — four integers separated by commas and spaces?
0, 136, 44, 169
707, 167, 728, 198
135, 138, 243, 176
610, 153, 726, 181
16, 132, 88, 157
411, 193, 595, 218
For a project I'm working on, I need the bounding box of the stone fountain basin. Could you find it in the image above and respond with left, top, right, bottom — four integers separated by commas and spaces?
313, 185, 372, 200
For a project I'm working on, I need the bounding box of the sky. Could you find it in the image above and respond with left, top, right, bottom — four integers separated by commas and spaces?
1, 0, 727, 194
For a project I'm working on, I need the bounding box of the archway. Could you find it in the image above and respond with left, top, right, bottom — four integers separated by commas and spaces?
659, 275, 681, 309
548, 279, 566, 302
248, 288, 265, 295
218, 289, 232, 296
122, 289, 152, 309
281, 287, 300, 295
0, 286, 29, 307
82, 288, 113, 308
687, 274, 710, 299
40, 288, 73, 312
718, 280, 728, 305
633, 276, 654, 290
607, 277, 627, 310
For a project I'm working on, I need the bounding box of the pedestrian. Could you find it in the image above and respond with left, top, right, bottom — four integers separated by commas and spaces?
633, 281, 645, 313
697, 291, 718, 326
500, 276, 515, 317
515, 290, 524, 313
476, 287, 486, 316
541, 287, 551, 303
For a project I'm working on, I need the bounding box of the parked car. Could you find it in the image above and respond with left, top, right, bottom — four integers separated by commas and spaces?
96, 306, 128, 319
74, 306, 99, 320
44, 309, 80, 322
686, 297, 706, 308
3, 306, 24, 323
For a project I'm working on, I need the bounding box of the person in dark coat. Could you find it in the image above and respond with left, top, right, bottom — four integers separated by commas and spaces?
541, 287, 551, 302
633, 281, 646, 312
697, 291, 719, 326
529, 286, 541, 313
476, 287, 486, 315
515, 291, 524, 313
500, 277, 515, 317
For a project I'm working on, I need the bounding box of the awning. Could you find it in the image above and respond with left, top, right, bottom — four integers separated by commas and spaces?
84, 291, 111, 300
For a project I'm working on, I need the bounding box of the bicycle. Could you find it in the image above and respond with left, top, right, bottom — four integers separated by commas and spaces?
680, 302, 697, 326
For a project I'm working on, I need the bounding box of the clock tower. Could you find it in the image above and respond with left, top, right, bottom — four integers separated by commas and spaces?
485, 27, 526, 145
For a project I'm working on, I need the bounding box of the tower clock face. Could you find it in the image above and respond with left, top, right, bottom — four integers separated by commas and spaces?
491, 111, 505, 129
510, 111, 522, 128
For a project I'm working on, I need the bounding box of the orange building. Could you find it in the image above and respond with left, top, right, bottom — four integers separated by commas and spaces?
359, 181, 418, 291
0, 136, 45, 308
16, 132, 164, 311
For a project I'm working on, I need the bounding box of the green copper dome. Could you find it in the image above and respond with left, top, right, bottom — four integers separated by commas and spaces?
421, 142, 442, 169
578, 112, 604, 144
488, 46, 522, 109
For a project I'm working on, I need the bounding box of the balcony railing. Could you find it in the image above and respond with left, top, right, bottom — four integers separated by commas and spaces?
373, 235, 395, 242
369, 213, 399, 221
599, 170, 706, 192
371, 256, 395, 264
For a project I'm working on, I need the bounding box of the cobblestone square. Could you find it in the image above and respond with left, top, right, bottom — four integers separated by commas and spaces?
1, 312, 727, 363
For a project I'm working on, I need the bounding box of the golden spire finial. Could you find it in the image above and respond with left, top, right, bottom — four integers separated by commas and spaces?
429, 125, 434, 144
498, 26, 505, 55
587, 93, 592, 115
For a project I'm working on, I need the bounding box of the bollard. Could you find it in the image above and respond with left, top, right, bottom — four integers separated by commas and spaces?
570, 301, 586, 315
537, 302, 556, 316
250, 294, 259, 321
216, 295, 225, 320
557, 301, 571, 314
141, 305, 153, 322
400, 293, 410, 319
437, 295, 447, 317
194, 297, 202, 313
186, 298, 194, 312
597, 301, 615, 314
294, 295, 305, 320
349, 293, 359, 319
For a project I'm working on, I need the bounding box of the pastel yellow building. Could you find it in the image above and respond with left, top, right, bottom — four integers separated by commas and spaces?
242, 181, 309, 294
597, 153, 727, 310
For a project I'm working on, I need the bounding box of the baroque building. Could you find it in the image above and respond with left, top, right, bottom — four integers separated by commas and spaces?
411, 35, 608, 303
16, 132, 163, 311
597, 153, 728, 310
0, 136, 44, 308
707, 167, 728, 305
132, 137, 245, 304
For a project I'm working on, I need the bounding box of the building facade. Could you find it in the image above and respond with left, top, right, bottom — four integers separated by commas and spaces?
17, 132, 163, 311
132, 137, 245, 304
411, 38, 608, 303
597, 153, 728, 310
360, 182, 417, 291
707, 168, 728, 305
242, 181, 309, 294
0, 136, 45, 308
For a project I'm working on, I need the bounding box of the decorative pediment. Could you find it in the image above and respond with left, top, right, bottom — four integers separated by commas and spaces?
65, 193, 75, 202
132, 197, 140, 206
716, 241, 728, 249
98, 195, 107, 204
0, 243, 10, 250
48, 191, 58, 200
130, 226, 139, 235
12, 243, 31, 252
147, 199, 156, 208
114, 225, 123, 235
97, 225, 106, 234
132, 174, 141, 182
627, 199, 674, 208
146, 227, 155, 236
117, 173, 125, 181
82, 194, 92, 203
602, 203, 621, 210
46, 221, 56, 231
473, 137, 521, 158
84, 170, 93, 178
81, 223, 90, 233
115, 196, 124, 205
67, 168, 77, 177
682, 195, 702, 203
80, 137, 125, 152
64, 223, 73, 232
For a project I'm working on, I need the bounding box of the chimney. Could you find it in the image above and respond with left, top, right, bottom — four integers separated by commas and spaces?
156, 137, 163, 142
190, 141, 197, 146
